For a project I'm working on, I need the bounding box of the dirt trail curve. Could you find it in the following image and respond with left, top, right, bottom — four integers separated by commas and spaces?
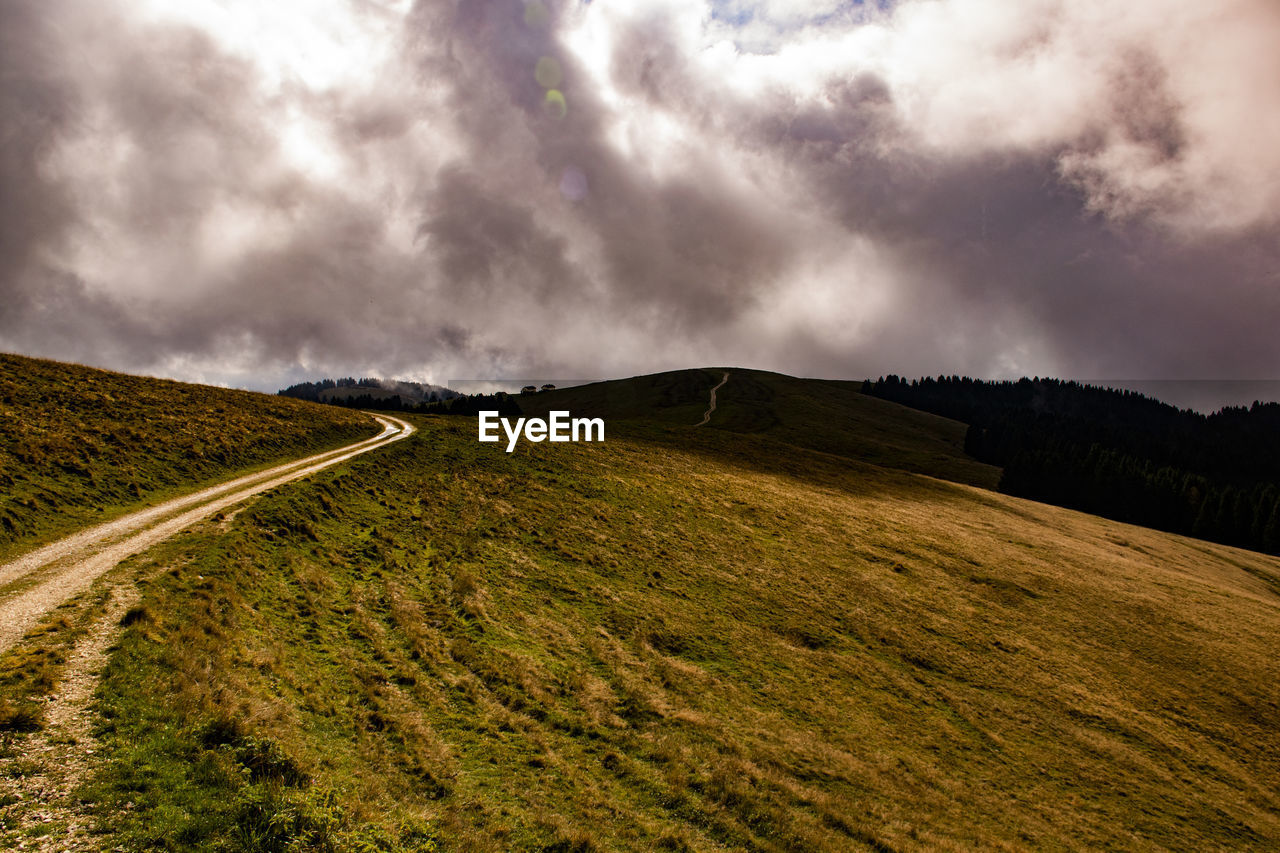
697, 372, 730, 426
0, 413, 414, 653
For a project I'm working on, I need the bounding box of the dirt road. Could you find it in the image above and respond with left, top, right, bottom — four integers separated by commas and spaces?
0, 413, 414, 653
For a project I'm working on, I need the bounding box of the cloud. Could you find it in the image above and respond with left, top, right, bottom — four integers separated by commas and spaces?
0, 1, 81, 319
1, 0, 1278, 393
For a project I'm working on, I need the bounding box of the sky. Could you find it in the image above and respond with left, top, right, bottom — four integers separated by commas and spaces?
2, 0, 1279, 399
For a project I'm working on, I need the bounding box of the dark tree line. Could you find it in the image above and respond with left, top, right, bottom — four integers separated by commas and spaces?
278, 377, 383, 403
279, 377, 461, 407
864, 375, 1280, 554
278, 386, 522, 418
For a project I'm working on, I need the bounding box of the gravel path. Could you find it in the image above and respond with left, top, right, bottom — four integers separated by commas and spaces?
0, 585, 138, 851
0, 413, 414, 653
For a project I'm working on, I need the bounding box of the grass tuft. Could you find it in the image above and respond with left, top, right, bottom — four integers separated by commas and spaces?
0, 698, 42, 733
118, 605, 151, 627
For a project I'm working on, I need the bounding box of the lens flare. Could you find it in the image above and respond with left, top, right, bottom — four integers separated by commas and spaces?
544, 89, 567, 119
523, 1, 549, 29
535, 56, 563, 89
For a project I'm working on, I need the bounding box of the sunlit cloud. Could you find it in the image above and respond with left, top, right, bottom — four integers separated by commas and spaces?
1, 0, 1278, 393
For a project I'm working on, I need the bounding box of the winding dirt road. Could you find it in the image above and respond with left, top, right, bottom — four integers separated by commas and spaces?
0, 413, 414, 653
697, 371, 730, 426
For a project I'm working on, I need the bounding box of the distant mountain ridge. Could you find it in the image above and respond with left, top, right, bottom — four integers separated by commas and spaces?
278, 377, 461, 407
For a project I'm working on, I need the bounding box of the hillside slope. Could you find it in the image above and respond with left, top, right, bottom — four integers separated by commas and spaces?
0, 353, 375, 561
31, 410, 1280, 850
518, 368, 1001, 489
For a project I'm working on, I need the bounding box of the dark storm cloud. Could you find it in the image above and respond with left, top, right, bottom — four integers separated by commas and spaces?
770, 78, 1280, 380
0, 1, 80, 325
403, 0, 797, 334
1, 0, 1278, 391
572, 0, 1280, 380
419, 166, 586, 303
0, 0, 502, 383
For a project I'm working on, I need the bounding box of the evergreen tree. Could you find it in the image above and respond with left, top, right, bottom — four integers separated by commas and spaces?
1265, 500, 1280, 554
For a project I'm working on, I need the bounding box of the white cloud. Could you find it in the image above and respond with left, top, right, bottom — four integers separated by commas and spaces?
3, 0, 1279, 388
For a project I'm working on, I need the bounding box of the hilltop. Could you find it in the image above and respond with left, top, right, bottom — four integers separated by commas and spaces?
497, 367, 1001, 490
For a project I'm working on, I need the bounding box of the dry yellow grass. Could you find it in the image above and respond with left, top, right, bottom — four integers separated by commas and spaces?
60, 410, 1280, 851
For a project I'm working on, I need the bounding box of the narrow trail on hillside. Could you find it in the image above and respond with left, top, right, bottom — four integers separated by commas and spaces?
697, 372, 730, 426
0, 584, 138, 851
0, 413, 414, 654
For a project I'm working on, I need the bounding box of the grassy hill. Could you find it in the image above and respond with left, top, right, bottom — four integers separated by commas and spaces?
7, 369, 1275, 850
516, 368, 1000, 489
0, 353, 376, 562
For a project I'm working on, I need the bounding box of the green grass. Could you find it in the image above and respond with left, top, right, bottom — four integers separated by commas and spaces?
0, 586, 112, 733
74, 411, 1280, 850
0, 352, 375, 562
517, 368, 1000, 488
